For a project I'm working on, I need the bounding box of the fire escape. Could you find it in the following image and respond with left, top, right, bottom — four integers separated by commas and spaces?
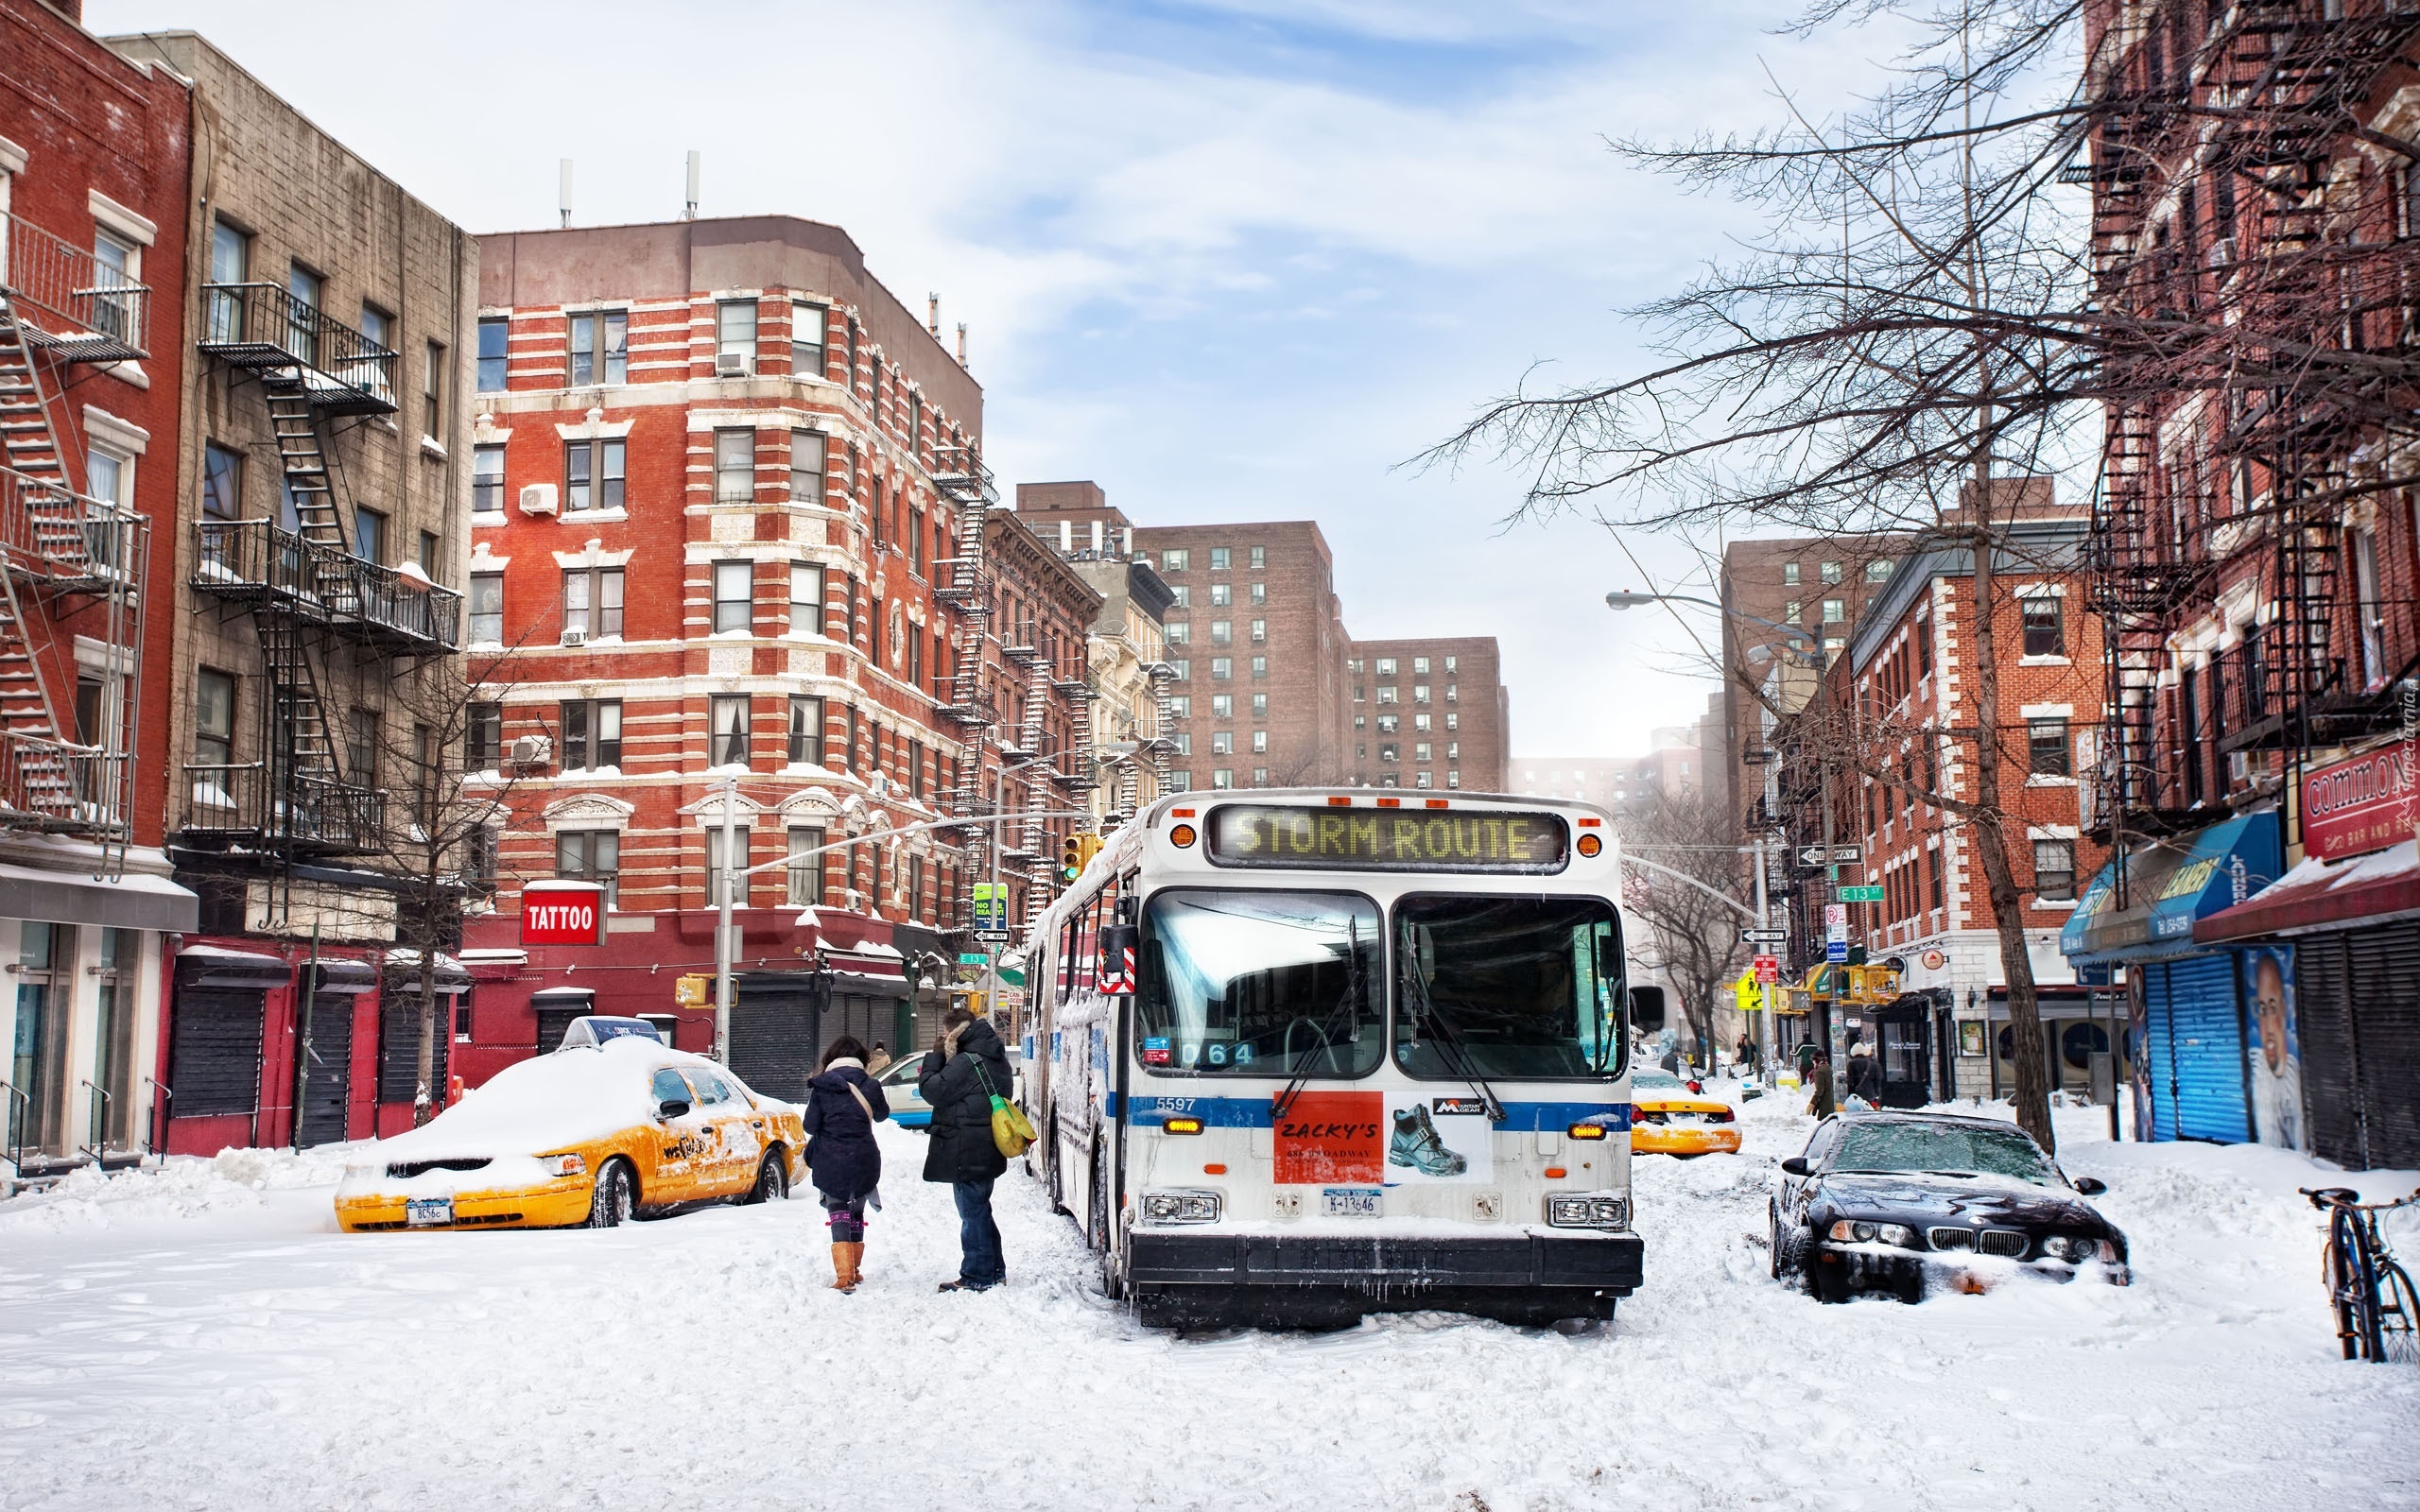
932, 442, 998, 928
186, 282, 462, 924
0, 214, 152, 876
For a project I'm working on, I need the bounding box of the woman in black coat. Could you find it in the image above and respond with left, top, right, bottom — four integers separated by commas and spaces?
920, 1009, 1011, 1292
802, 1036, 888, 1293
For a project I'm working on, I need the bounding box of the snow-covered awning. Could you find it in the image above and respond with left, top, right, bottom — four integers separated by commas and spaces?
175, 944, 290, 989
0, 860, 196, 933
2196, 837, 2420, 942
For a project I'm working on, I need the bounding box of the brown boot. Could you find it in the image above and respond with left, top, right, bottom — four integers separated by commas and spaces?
829, 1243, 855, 1292
846, 1241, 866, 1283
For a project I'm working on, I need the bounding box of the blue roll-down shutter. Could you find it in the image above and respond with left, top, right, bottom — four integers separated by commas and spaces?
2151, 954, 2250, 1143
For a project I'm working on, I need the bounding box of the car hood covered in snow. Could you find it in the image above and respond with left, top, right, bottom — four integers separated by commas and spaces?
1816, 1172, 2114, 1232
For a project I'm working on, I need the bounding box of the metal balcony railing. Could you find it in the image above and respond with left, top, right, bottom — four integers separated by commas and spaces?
182, 761, 386, 854
0, 465, 142, 590
197, 283, 397, 416
0, 213, 148, 362
193, 520, 461, 652
0, 732, 129, 839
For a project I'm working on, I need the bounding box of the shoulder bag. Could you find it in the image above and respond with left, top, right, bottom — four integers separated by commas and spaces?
972, 1058, 1035, 1158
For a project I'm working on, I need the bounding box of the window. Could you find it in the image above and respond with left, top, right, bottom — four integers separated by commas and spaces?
476, 317, 509, 391
1210, 547, 1230, 571
1253, 768, 1270, 786
1822, 599, 1845, 624
1380, 743, 1401, 763
353, 507, 386, 563
1165, 621, 1190, 645
715, 428, 755, 503
1170, 732, 1192, 756
1376, 658, 1397, 676
562, 566, 623, 639
789, 562, 824, 636
1251, 693, 1268, 717
1210, 583, 1231, 608
1413, 684, 1430, 705
469, 573, 502, 644
1167, 771, 1192, 791
2033, 840, 2076, 902
1820, 560, 1842, 584
1211, 658, 1231, 680
560, 698, 623, 770
2028, 718, 2071, 776
1161, 548, 1189, 572
1250, 581, 1266, 605
1211, 769, 1234, 789
194, 669, 235, 793
285, 263, 322, 366
1168, 695, 1191, 719
423, 339, 446, 435
713, 560, 754, 633
1414, 713, 1430, 732
2021, 595, 2064, 656
790, 301, 825, 375
204, 217, 250, 342
202, 442, 243, 520
564, 438, 625, 512
567, 309, 627, 386
709, 695, 752, 767
1409, 657, 1426, 675
787, 696, 824, 765
789, 430, 824, 505
1785, 600, 1802, 622
1252, 656, 1267, 679
1446, 770, 1461, 789
466, 701, 501, 771
1210, 620, 1232, 645
786, 826, 827, 907
1414, 742, 1432, 762
1168, 659, 1190, 681
1377, 685, 1398, 705
468, 443, 505, 515
700, 826, 754, 907
557, 831, 620, 907
717, 300, 758, 368
2354, 526, 2386, 685
1865, 558, 1893, 581
1211, 694, 1233, 719
419, 530, 441, 577
1249, 545, 1265, 569
346, 710, 379, 784
1250, 619, 1266, 644
1377, 714, 1399, 734
1443, 656, 1457, 673
1446, 742, 1459, 759
1783, 561, 1801, 586
1169, 586, 1190, 609
1211, 731, 1234, 755
1414, 771, 1433, 789
1252, 730, 1269, 753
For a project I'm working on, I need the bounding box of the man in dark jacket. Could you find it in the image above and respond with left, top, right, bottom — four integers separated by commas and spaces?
920, 1007, 1011, 1292
1845, 1040, 1884, 1106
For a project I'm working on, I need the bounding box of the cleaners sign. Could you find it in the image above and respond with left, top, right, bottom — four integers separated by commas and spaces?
521, 881, 607, 946
2303, 739, 2417, 862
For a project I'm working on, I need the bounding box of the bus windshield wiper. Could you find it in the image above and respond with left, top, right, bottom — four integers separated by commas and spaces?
1275, 917, 1363, 1117
1398, 921, 1505, 1123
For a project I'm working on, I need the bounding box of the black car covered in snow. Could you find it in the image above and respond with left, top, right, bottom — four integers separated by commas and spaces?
1769, 1111, 2130, 1301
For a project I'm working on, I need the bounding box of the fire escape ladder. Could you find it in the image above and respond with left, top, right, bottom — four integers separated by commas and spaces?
265, 391, 352, 551
932, 443, 997, 926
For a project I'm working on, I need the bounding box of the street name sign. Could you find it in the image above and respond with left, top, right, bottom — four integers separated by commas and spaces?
1836, 885, 1885, 902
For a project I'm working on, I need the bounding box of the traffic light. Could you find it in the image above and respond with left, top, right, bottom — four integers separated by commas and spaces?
1078, 833, 1104, 869
1061, 833, 1084, 883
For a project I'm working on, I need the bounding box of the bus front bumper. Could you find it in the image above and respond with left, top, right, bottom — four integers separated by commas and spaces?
1127, 1229, 1643, 1321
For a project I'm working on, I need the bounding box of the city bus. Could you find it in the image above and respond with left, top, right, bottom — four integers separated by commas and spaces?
1023, 789, 1640, 1329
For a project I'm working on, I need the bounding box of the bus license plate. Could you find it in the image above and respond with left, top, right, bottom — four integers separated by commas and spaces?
1322, 1187, 1381, 1218
406, 1198, 453, 1228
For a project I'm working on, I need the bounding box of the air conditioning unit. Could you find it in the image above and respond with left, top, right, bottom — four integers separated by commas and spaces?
2207, 237, 2236, 269
510, 734, 553, 768
561, 627, 588, 646
519, 483, 559, 516
715, 351, 752, 377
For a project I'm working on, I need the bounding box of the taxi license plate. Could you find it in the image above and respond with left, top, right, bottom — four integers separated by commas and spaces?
1322, 1187, 1381, 1218
406, 1197, 453, 1228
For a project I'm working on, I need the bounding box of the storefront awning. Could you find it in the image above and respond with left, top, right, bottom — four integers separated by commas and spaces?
529, 987, 596, 1007
2061, 811, 2281, 965
301, 956, 380, 994
176, 945, 291, 989
2194, 836, 2420, 942
0, 861, 197, 932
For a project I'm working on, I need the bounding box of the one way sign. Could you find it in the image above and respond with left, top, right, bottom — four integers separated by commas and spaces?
1797, 844, 1864, 866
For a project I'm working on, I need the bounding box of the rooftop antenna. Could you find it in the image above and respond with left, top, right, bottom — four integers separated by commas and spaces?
926, 294, 941, 339
956, 322, 968, 366
558, 159, 573, 229
684, 150, 700, 219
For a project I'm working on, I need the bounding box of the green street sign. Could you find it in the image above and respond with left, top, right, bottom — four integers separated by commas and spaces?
959, 953, 991, 966
1836, 885, 1885, 902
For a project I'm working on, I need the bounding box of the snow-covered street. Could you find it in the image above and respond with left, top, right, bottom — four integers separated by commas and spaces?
2, 1095, 2415, 1512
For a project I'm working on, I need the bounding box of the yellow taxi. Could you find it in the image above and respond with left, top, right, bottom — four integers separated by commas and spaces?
1630, 1069, 1741, 1157
336, 1029, 806, 1231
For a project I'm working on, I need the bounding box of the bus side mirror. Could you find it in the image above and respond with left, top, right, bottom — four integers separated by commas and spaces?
1098, 924, 1139, 991
1629, 986, 1667, 1034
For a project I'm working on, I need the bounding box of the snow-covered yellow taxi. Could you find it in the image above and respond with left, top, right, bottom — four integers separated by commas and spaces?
336, 1030, 805, 1231
1629, 1069, 1741, 1157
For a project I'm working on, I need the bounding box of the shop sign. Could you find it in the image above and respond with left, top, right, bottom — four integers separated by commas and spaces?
2302, 739, 2418, 861
521, 882, 606, 946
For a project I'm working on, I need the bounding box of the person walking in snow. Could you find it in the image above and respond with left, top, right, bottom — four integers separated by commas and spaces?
866, 1040, 893, 1075
803, 1035, 889, 1293
1846, 1040, 1884, 1107
920, 1006, 1012, 1293
1806, 1051, 1838, 1119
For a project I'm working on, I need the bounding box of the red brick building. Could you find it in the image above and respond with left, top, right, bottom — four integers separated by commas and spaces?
1342, 636, 1508, 792
458, 217, 1092, 1100
0, 1, 195, 1177
1776, 499, 2107, 1103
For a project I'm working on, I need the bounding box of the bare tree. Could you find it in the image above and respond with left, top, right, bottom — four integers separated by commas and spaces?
1620, 787, 1750, 1068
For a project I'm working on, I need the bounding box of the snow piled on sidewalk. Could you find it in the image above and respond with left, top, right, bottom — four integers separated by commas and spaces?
0, 1145, 353, 1236
0, 1101, 2412, 1510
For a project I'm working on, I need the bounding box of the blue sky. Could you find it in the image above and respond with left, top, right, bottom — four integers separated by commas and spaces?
92, 0, 1884, 757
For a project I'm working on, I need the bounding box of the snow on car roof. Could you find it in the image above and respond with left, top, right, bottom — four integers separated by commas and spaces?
367, 1037, 751, 1160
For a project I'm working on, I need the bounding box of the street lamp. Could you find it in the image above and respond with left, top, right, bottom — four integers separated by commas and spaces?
1604, 589, 1816, 649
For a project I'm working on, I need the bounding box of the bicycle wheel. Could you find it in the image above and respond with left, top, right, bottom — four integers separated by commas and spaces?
2328, 1207, 2380, 1361
2377, 1261, 2419, 1368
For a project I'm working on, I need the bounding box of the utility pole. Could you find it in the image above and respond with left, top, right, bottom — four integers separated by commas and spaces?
1752, 834, 1771, 1078
715, 776, 736, 1063
987, 758, 1008, 1027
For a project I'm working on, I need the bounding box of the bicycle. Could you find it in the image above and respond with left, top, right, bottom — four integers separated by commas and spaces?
2301, 1185, 2420, 1366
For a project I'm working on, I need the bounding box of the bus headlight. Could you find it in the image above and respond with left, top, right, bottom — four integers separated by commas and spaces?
1546, 1194, 1629, 1229
1140, 1190, 1221, 1225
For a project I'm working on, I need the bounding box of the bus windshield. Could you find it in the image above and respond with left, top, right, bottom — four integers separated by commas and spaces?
1139, 889, 1383, 1077
1392, 895, 1624, 1081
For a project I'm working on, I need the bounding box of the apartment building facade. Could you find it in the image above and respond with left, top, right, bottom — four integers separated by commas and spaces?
977, 507, 1102, 928
0, 1, 195, 1178
453, 215, 1034, 1101
1131, 521, 1351, 793
1342, 636, 1507, 793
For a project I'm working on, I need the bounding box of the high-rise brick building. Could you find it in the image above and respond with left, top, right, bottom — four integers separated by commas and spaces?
1341, 637, 1507, 793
